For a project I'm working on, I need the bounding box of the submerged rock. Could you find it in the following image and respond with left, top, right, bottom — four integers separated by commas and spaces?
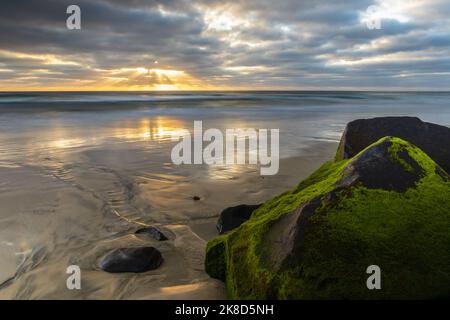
216, 204, 262, 234
135, 226, 168, 241
206, 135, 450, 299
100, 247, 163, 273
335, 116, 450, 174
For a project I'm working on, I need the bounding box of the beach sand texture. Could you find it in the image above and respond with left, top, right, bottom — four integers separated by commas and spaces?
1, 91, 449, 299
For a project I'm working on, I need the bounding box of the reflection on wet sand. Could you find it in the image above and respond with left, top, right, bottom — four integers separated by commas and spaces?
0, 110, 337, 299
112, 117, 188, 142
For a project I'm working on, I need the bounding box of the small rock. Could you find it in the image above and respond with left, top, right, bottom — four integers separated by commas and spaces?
135, 226, 168, 241
99, 247, 163, 273
217, 204, 262, 234
192, 196, 201, 201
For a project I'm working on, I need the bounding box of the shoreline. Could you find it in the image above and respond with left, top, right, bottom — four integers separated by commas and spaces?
0, 139, 337, 299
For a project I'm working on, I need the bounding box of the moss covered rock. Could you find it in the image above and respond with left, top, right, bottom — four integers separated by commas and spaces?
335, 116, 450, 173
205, 136, 450, 299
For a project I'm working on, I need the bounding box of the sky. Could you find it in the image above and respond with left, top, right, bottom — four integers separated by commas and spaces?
0, 0, 449, 91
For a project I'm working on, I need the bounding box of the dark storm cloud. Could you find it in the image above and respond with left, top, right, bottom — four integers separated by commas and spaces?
0, 0, 449, 89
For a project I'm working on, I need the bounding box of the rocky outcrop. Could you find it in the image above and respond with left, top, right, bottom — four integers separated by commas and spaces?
206, 131, 450, 299
216, 204, 262, 234
100, 247, 163, 273
335, 116, 450, 174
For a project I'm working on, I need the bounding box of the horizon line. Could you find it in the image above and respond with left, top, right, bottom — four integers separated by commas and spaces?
1, 89, 450, 93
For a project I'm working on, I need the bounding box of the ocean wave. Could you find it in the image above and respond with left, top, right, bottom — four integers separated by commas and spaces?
0, 91, 409, 105
0, 91, 442, 108
0, 92, 262, 104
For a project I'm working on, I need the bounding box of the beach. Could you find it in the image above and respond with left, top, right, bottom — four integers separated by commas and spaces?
0, 91, 449, 299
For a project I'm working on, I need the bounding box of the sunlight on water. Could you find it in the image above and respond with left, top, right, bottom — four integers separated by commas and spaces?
111, 117, 188, 143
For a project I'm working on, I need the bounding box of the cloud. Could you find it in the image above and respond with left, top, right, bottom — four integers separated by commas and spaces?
0, 0, 449, 90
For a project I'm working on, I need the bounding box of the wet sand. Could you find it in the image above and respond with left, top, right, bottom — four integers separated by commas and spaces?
0, 138, 337, 299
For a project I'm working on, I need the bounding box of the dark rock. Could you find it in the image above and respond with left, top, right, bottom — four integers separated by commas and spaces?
192, 196, 201, 201
217, 204, 262, 234
335, 116, 450, 174
336, 138, 423, 192
135, 226, 168, 241
100, 247, 163, 273
268, 196, 322, 270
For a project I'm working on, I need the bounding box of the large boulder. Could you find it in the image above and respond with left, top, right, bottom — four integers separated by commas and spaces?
206, 136, 450, 299
335, 116, 450, 174
100, 247, 163, 273
216, 204, 262, 234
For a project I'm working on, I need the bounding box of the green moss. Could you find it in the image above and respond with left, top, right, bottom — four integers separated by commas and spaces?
205, 236, 228, 281
205, 137, 450, 299
387, 136, 415, 173
334, 137, 346, 161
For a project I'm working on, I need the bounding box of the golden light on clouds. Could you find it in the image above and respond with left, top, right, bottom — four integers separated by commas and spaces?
1, 0, 449, 91
99, 66, 215, 91
325, 52, 431, 67
225, 65, 271, 75
0, 49, 81, 66
0, 49, 228, 91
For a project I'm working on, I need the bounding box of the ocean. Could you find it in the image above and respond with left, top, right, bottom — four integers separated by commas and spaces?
0, 91, 449, 299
